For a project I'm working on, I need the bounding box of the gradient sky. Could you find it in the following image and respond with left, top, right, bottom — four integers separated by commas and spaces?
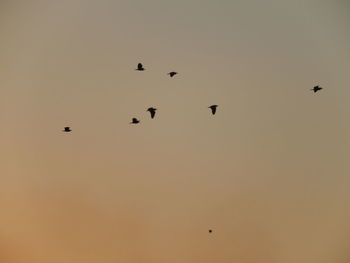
1, 0, 350, 262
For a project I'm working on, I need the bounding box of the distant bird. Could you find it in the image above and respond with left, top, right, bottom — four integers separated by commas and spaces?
130, 118, 140, 124
209, 229, 213, 233
136, 63, 145, 71
208, 105, 218, 115
147, 107, 157, 119
63, 127, 71, 132
168, 71, 178, 77
311, 85, 323, 93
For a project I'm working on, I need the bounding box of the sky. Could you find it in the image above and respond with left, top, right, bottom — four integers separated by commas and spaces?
1, 0, 350, 262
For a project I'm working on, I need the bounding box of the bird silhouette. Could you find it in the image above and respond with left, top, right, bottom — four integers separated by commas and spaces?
63, 127, 72, 132
136, 63, 145, 71
208, 105, 218, 115
147, 107, 157, 119
311, 85, 323, 93
130, 118, 140, 124
168, 71, 178, 77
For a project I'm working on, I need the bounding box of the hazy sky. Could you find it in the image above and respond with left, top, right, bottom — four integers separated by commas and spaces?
1, 1, 350, 262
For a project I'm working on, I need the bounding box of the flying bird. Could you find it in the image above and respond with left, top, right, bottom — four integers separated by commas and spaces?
63, 127, 72, 132
147, 107, 157, 119
168, 71, 178, 77
130, 118, 140, 124
208, 105, 218, 115
136, 63, 145, 71
311, 85, 323, 93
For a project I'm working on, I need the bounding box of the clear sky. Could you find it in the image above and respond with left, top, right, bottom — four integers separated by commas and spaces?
1, 0, 350, 262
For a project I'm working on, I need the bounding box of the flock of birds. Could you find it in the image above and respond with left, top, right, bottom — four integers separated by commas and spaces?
62, 63, 323, 133
60, 63, 324, 234
62, 63, 222, 132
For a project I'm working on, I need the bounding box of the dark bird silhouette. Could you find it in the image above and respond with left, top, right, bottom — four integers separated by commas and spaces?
209, 229, 213, 233
136, 63, 145, 71
147, 107, 157, 119
130, 118, 140, 124
311, 85, 323, 93
208, 105, 218, 115
63, 127, 72, 132
168, 71, 178, 77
